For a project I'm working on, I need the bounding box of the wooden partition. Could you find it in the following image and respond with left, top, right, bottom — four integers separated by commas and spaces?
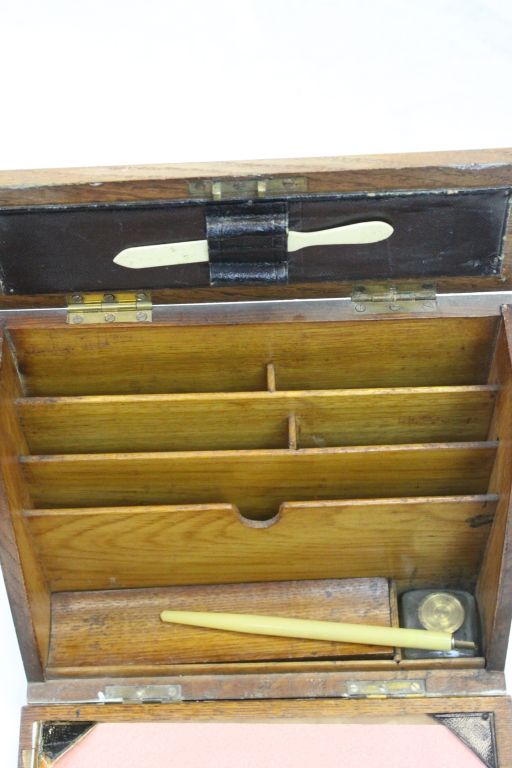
9, 316, 498, 395
17, 386, 497, 453
25, 496, 496, 592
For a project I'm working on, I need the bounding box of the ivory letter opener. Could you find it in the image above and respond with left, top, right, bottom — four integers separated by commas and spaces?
114, 220, 394, 269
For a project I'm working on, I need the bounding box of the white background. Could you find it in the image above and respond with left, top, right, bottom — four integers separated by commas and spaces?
1, 0, 512, 764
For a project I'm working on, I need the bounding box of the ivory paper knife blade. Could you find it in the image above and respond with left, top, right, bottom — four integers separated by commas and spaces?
113, 220, 393, 269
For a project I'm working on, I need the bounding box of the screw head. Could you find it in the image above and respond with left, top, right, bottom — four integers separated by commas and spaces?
410, 682, 421, 692
136, 311, 148, 321
104, 313, 116, 323
72, 294, 83, 304
136, 292, 146, 301
103, 294, 115, 303
72, 314, 84, 324
354, 303, 366, 313
422, 300, 435, 310
388, 303, 401, 312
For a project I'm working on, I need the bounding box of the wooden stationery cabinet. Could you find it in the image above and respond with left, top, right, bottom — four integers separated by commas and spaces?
1, 149, 512, 766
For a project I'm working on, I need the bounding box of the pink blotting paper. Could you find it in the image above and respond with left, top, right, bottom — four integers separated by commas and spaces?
53, 722, 486, 767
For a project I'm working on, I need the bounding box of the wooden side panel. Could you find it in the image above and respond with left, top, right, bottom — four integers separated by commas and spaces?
24, 497, 495, 592
21, 444, 497, 517
477, 307, 512, 669
47, 579, 393, 673
17, 386, 497, 454
9, 316, 498, 396
0, 333, 49, 680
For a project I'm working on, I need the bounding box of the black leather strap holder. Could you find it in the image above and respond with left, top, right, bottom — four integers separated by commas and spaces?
206, 201, 288, 284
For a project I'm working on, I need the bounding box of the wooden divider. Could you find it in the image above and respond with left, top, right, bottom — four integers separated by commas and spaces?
16, 386, 497, 454
24, 496, 496, 592
9, 316, 498, 396
21, 443, 497, 517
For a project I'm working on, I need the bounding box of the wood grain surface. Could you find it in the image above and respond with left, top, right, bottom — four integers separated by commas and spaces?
9, 316, 498, 396
21, 443, 497, 516
17, 385, 497, 454
0, 302, 508, 685
477, 307, 512, 669
0, 333, 48, 680
45, 656, 485, 680
24, 496, 495, 591
47, 579, 393, 672
28, 668, 504, 705
2, 148, 512, 206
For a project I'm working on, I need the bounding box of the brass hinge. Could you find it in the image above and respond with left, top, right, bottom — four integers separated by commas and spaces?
100, 684, 183, 703
22, 721, 41, 768
66, 291, 152, 324
351, 283, 437, 314
346, 679, 426, 698
21, 750, 35, 768
188, 176, 308, 200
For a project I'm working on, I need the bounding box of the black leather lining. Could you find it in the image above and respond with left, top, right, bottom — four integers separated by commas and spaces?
39, 721, 96, 761
206, 202, 288, 284
432, 712, 498, 768
0, 188, 508, 294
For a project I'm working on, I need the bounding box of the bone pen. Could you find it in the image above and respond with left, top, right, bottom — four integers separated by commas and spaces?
160, 611, 475, 652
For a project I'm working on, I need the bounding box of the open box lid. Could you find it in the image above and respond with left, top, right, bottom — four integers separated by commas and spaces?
0, 148, 512, 308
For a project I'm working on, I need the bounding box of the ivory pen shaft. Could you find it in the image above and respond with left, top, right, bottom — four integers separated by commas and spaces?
160, 610, 455, 651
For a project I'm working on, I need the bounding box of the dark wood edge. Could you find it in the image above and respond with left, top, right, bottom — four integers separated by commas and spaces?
2, 148, 512, 206
28, 669, 506, 705
2, 275, 512, 309
480, 306, 512, 669
0, 478, 43, 681
500, 198, 512, 286
43, 658, 486, 681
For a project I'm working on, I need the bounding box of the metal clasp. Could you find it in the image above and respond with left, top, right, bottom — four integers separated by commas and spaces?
100, 684, 183, 703
346, 679, 426, 698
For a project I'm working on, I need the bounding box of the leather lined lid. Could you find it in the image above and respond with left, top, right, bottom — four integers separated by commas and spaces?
0, 148, 511, 306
